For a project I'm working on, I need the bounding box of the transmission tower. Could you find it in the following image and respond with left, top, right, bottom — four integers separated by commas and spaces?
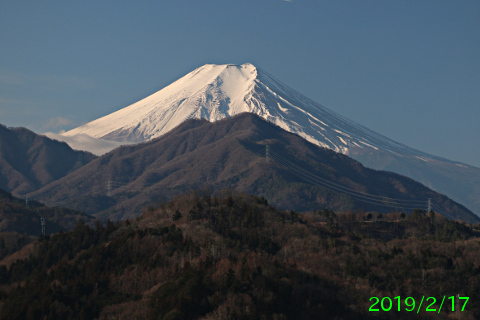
107, 179, 112, 197
427, 198, 432, 213
41, 218, 45, 236
25, 196, 28, 207
265, 145, 270, 163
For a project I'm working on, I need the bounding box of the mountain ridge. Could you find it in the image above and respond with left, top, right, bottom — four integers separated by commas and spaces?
31, 113, 479, 223
0, 124, 97, 196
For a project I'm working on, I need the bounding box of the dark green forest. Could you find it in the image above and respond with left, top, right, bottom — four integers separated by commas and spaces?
1, 191, 479, 319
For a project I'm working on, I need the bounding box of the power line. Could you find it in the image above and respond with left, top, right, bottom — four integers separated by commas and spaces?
431, 204, 456, 220
272, 149, 425, 204
251, 145, 459, 216
34, 144, 455, 221
266, 148, 426, 208
269, 154, 421, 210
278, 152, 453, 219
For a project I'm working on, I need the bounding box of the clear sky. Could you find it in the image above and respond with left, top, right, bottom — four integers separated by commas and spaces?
1, 1, 479, 166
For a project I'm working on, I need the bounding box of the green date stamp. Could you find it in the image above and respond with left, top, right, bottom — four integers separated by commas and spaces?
369, 296, 469, 313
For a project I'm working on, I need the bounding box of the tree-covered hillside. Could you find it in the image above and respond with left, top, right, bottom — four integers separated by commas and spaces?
0, 188, 95, 262
1, 191, 479, 319
28, 114, 478, 223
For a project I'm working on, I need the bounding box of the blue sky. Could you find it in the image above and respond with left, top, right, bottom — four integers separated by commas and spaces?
1, 1, 479, 166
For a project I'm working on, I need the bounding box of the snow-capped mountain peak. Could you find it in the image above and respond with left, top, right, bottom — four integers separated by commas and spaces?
60, 63, 480, 216
64, 63, 256, 142
64, 63, 428, 158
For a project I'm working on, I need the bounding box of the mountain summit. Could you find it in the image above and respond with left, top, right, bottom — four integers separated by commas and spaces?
63, 63, 480, 215
64, 63, 420, 157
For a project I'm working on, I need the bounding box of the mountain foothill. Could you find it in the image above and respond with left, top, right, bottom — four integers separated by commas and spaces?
0, 124, 96, 196
18, 113, 477, 224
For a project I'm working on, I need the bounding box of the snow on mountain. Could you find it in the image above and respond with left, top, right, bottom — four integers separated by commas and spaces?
63, 63, 429, 159
62, 63, 480, 215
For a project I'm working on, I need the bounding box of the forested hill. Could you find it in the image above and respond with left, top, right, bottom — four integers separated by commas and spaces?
1, 191, 479, 319
0, 124, 96, 196
0, 187, 96, 264
29, 113, 479, 223
0, 187, 94, 236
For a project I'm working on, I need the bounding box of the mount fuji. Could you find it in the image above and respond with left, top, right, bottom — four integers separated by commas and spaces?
61, 63, 480, 216
64, 63, 426, 157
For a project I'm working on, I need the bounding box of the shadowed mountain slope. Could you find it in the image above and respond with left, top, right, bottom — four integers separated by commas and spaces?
0, 124, 96, 196
30, 113, 479, 223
